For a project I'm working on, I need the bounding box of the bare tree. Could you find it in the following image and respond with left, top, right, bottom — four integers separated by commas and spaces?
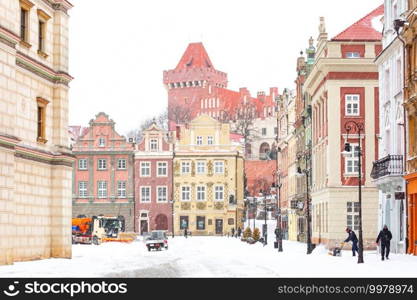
230, 102, 259, 156
127, 109, 168, 142
168, 103, 192, 125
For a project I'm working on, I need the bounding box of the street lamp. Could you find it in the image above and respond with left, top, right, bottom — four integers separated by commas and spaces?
260, 189, 267, 246
296, 147, 314, 255
274, 171, 283, 252
342, 120, 365, 264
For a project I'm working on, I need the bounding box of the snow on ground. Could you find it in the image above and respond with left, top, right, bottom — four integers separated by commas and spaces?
1, 220, 417, 278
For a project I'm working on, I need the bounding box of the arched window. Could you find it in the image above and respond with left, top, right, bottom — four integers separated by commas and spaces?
259, 143, 270, 160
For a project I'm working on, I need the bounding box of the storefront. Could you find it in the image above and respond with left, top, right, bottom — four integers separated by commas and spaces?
404, 173, 417, 255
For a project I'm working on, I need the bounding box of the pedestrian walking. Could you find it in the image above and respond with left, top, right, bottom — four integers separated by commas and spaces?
184, 228, 188, 238
344, 227, 359, 257
237, 227, 242, 238
376, 225, 392, 261
231, 228, 235, 238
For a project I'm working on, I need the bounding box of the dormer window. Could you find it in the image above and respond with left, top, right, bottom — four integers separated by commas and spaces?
150, 139, 158, 151
98, 137, 105, 147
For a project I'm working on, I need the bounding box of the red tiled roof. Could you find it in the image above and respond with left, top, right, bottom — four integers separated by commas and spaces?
332, 5, 384, 41
175, 42, 214, 71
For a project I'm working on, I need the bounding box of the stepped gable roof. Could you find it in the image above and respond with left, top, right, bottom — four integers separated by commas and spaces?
332, 5, 383, 42
175, 42, 214, 71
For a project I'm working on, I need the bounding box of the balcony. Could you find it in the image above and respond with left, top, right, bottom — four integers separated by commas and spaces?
371, 155, 404, 180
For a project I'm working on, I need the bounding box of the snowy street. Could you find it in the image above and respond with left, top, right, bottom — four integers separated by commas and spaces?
1, 221, 417, 278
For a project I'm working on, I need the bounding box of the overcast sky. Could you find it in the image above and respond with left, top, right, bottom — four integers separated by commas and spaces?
68, 0, 383, 134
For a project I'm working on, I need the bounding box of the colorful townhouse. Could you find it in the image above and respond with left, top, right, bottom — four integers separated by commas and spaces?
72, 112, 135, 231
134, 122, 174, 234
172, 115, 244, 236
303, 7, 383, 249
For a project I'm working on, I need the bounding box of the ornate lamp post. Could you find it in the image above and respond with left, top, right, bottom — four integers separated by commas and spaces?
342, 120, 365, 264
275, 171, 283, 252
296, 146, 314, 254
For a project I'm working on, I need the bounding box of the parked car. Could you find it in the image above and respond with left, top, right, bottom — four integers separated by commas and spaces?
145, 230, 168, 251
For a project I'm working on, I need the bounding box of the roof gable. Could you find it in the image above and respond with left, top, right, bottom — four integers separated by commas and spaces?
332, 5, 383, 42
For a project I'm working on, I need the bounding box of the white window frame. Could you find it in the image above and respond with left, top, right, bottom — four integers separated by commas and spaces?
140, 186, 151, 203
157, 161, 168, 177
345, 143, 360, 175
214, 185, 224, 201
196, 136, 203, 145
98, 159, 107, 170
207, 136, 214, 145
347, 201, 360, 231
78, 181, 87, 198
181, 185, 191, 202
345, 94, 360, 116
117, 181, 127, 198
157, 186, 168, 203
181, 161, 191, 174
214, 161, 224, 174
196, 161, 206, 174
140, 161, 151, 177
262, 128, 267, 136
98, 137, 105, 147
78, 159, 87, 170
149, 139, 158, 151
346, 52, 360, 58
196, 185, 206, 201
117, 158, 127, 170
97, 181, 107, 198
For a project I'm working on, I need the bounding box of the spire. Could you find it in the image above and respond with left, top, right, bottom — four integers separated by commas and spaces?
317, 17, 328, 43
175, 42, 214, 71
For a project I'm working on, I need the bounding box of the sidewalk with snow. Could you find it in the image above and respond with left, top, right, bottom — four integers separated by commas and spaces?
1, 221, 417, 278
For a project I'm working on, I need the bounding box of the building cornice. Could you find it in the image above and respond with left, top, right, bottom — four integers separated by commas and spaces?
16, 51, 73, 86
40, 0, 73, 15
0, 25, 20, 48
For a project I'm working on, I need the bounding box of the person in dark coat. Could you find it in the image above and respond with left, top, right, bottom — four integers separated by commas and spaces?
184, 228, 188, 238
231, 228, 235, 237
237, 227, 242, 238
376, 225, 392, 261
344, 227, 359, 256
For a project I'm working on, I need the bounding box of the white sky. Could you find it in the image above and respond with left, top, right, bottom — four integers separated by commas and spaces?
68, 0, 383, 135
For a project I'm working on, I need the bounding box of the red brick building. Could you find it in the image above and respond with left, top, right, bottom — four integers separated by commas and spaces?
134, 122, 174, 234
163, 42, 278, 130
72, 112, 135, 231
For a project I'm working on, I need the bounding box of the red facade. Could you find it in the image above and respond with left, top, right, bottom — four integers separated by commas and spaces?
134, 123, 173, 234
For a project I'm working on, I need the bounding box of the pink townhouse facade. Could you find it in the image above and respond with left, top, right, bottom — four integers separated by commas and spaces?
72, 112, 135, 231
134, 122, 174, 234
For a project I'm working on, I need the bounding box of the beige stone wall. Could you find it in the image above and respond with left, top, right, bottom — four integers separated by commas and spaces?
0, 0, 73, 264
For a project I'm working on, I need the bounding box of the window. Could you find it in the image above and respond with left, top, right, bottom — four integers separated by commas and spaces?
181, 161, 191, 174
346, 52, 360, 58
207, 136, 214, 145
180, 216, 189, 229
78, 182, 87, 198
181, 186, 191, 201
345, 94, 360, 116
196, 186, 206, 201
197, 216, 205, 230
140, 162, 151, 177
150, 139, 158, 151
140, 186, 151, 202
345, 144, 360, 174
78, 159, 87, 170
157, 186, 168, 202
274, 127, 278, 135
97, 181, 107, 198
214, 185, 224, 201
262, 128, 267, 136
118, 159, 127, 170
36, 97, 49, 143
20, 8, 29, 42
98, 137, 105, 147
214, 161, 224, 174
347, 202, 360, 231
38, 20, 45, 52
157, 162, 167, 176
228, 218, 234, 225
196, 161, 206, 174
196, 136, 203, 145
98, 159, 107, 170
117, 181, 126, 198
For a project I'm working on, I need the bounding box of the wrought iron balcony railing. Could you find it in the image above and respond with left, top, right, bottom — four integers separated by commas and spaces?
370, 155, 404, 180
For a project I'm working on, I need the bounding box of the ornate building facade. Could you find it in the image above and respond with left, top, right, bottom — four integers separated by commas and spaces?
72, 113, 135, 231
303, 7, 383, 249
134, 122, 174, 234
0, 0, 74, 264
172, 115, 244, 235
402, 0, 417, 255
